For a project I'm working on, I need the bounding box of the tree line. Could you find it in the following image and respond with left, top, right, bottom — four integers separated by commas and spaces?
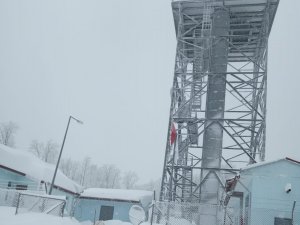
0, 121, 160, 192
0, 121, 18, 147
31, 139, 160, 191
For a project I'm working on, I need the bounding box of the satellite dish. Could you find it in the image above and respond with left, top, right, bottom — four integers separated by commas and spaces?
129, 205, 146, 225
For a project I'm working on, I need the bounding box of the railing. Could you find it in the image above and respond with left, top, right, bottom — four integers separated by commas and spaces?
0, 187, 20, 207
0, 187, 66, 217
15, 192, 66, 217
0, 182, 46, 207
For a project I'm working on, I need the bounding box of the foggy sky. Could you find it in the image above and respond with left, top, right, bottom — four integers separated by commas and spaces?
0, 0, 299, 183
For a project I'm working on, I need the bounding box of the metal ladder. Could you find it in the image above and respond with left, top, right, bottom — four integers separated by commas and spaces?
191, 0, 213, 115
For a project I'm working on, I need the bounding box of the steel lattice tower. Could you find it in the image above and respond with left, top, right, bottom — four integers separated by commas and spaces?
160, 0, 279, 223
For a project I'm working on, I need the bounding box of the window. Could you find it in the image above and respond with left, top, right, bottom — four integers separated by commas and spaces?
99, 205, 114, 221
7, 182, 28, 190
16, 184, 28, 190
274, 217, 292, 225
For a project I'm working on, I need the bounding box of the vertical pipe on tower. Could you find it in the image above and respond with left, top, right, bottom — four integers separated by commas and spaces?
199, 8, 230, 224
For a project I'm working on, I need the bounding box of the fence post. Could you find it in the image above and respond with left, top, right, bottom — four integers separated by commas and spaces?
150, 190, 156, 225
93, 209, 97, 225
61, 201, 66, 217
292, 201, 296, 224
15, 193, 21, 215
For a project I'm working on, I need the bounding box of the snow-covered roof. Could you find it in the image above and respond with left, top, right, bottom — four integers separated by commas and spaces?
241, 157, 300, 171
0, 144, 83, 194
80, 188, 153, 205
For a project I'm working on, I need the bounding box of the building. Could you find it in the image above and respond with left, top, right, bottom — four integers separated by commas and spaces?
0, 144, 83, 213
226, 158, 300, 225
73, 188, 153, 223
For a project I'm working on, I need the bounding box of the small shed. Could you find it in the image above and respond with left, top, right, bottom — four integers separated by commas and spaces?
0, 144, 83, 213
74, 188, 153, 223
226, 157, 300, 225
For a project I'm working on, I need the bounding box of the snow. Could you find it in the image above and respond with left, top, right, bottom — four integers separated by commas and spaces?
103, 220, 132, 225
81, 188, 153, 206
18, 191, 67, 200
0, 206, 164, 225
0, 206, 82, 225
241, 157, 300, 172
83, 221, 159, 225
0, 144, 83, 194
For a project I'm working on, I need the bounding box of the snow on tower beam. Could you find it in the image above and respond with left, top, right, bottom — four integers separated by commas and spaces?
160, 0, 279, 214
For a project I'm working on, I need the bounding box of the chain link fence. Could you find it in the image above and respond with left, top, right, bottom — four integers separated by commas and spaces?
249, 206, 299, 225
150, 201, 243, 225
0, 187, 66, 217
0, 187, 20, 207
15, 192, 66, 216
150, 201, 300, 225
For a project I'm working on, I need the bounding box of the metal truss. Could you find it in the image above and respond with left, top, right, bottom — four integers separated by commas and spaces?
160, 0, 279, 209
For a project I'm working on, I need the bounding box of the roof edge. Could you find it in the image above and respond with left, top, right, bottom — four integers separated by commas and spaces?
79, 196, 140, 204
241, 157, 300, 171
285, 157, 300, 164
0, 164, 26, 177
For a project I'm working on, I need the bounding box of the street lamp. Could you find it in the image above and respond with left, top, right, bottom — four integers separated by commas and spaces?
49, 115, 83, 195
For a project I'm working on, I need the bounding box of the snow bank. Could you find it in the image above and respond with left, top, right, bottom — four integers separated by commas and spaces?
92, 220, 160, 225
103, 220, 132, 225
0, 206, 81, 225
0, 144, 83, 194
81, 188, 153, 206
79, 220, 135, 225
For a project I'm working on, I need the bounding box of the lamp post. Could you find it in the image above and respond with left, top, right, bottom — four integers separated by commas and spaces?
49, 115, 83, 195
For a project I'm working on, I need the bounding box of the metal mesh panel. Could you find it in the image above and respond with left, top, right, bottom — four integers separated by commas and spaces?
151, 201, 241, 225
0, 188, 20, 207
150, 201, 299, 225
15, 192, 66, 217
0, 179, 38, 190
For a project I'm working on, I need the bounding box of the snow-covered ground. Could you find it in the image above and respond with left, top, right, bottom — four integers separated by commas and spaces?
0, 206, 81, 225
0, 206, 157, 225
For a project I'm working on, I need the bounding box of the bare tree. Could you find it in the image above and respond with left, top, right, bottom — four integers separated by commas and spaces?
84, 164, 99, 188
136, 179, 161, 196
59, 157, 87, 185
56, 156, 127, 189
0, 121, 18, 147
29, 140, 59, 164
30, 140, 44, 159
99, 164, 121, 189
43, 140, 59, 163
60, 158, 73, 177
69, 160, 82, 182
122, 171, 139, 189
80, 157, 91, 186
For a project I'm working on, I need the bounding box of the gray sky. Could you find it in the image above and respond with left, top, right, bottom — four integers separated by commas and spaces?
0, 0, 299, 183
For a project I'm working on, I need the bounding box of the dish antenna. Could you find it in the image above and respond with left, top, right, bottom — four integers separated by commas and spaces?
129, 205, 146, 225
